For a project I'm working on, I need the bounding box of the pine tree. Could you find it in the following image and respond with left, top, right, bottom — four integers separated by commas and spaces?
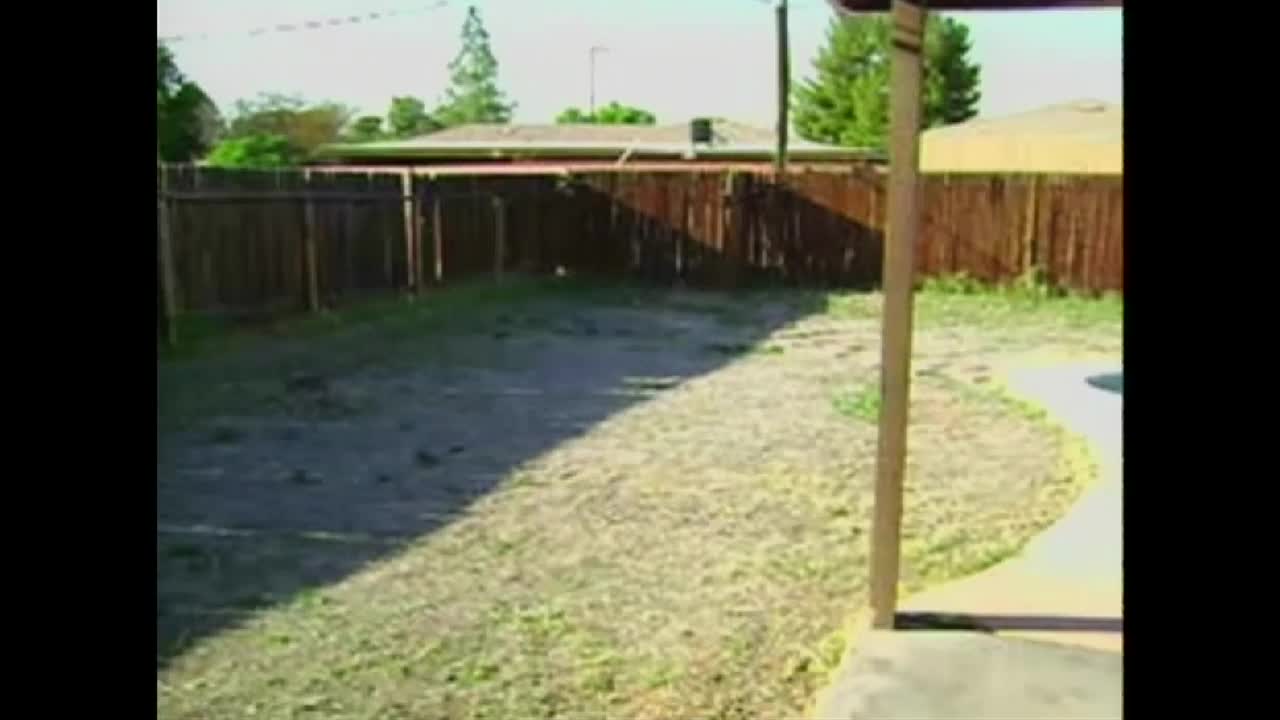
435, 6, 515, 125
923, 17, 982, 126
793, 14, 981, 150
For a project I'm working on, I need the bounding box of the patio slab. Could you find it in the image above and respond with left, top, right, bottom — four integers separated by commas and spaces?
812, 361, 1123, 718
813, 630, 1122, 720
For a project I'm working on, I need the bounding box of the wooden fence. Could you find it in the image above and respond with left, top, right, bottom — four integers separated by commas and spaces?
157, 164, 1122, 337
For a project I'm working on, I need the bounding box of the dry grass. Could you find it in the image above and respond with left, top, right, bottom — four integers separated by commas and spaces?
157, 279, 1121, 720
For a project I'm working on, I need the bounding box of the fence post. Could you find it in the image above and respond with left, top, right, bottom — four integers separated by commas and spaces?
400, 170, 416, 294
721, 171, 741, 289
1064, 180, 1079, 288
343, 177, 356, 301
493, 196, 507, 282
377, 173, 393, 289
432, 182, 444, 284
157, 164, 179, 346
527, 182, 543, 274
302, 169, 320, 312
1022, 175, 1039, 274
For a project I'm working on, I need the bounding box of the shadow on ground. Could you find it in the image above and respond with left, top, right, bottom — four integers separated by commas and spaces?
895, 611, 1122, 633
1086, 372, 1122, 395
156, 168, 896, 671
156, 281, 832, 669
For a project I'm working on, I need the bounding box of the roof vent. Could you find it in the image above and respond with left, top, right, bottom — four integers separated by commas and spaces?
690, 118, 714, 146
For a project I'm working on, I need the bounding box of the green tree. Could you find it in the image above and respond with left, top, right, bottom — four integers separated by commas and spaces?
435, 6, 515, 125
555, 101, 656, 125
387, 96, 442, 137
205, 134, 300, 168
556, 107, 590, 124
792, 14, 981, 150
224, 93, 355, 159
346, 115, 387, 142
157, 42, 220, 161
923, 18, 981, 126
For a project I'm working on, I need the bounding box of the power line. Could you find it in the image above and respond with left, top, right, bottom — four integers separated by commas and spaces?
158, 1, 452, 44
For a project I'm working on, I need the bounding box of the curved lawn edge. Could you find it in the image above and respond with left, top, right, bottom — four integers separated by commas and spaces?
804, 370, 1103, 718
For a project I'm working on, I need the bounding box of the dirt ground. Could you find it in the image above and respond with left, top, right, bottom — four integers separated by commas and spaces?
157, 282, 1120, 720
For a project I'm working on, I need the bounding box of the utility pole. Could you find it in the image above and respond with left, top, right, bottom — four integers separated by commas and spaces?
775, 0, 790, 176
589, 45, 608, 116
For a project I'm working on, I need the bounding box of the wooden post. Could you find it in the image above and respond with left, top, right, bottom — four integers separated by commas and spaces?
608, 178, 621, 275
677, 179, 689, 279
401, 170, 417, 293
721, 171, 739, 288
303, 169, 320, 312
870, 0, 926, 631
379, 173, 394, 288
775, 0, 790, 177
1022, 175, 1039, 273
527, 182, 542, 274
493, 196, 506, 282
343, 183, 356, 300
1064, 189, 1079, 287
157, 164, 179, 346
432, 183, 444, 283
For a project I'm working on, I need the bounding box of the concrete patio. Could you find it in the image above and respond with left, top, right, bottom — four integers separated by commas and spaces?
813, 360, 1123, 719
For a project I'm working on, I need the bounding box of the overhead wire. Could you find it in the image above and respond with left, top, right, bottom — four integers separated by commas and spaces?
158, 1, 453, 44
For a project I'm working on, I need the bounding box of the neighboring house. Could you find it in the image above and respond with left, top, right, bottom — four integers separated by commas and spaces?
314, 119, 881, 170
921, 100, 1122, 174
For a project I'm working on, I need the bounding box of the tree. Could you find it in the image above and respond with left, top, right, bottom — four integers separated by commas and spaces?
556, 107, 590, 124
223, 93, 356, 159
792, 14, 981, 150
387, 96, 442, 138
205, 134, 301, 168
434, 6, 515, 125
346, 116, 387, 143
923, 18, 981, 127
555, 101, 656, 125
157, 42, 220, 161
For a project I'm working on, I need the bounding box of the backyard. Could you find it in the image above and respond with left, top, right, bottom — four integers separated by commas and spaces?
157, 277, 1121, 719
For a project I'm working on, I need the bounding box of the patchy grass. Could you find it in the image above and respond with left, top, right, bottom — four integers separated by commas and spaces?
914, 272, 1123, 333
158, 277, 656, 431
159, 277, 643, 361
158, 279, 1118, 720
822, 273, 1123, 339
832, 384, 881, 423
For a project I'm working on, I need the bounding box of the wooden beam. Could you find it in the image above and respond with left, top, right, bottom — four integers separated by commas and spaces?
870, 0, 926, 631
775, 0, 790, 176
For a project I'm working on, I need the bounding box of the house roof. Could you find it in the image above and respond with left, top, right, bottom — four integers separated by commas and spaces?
316, 119, 880, 164
926, 100, 1121, 144
920, 99, 1122, 173
417, 120, 777, 145
307, 161, 888, 177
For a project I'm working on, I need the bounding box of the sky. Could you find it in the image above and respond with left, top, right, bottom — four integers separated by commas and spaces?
157, 0, 1123, 127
